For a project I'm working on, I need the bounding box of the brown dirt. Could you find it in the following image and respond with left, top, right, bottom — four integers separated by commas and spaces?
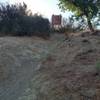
36, 32, 100, 99
0, 33, 100, 100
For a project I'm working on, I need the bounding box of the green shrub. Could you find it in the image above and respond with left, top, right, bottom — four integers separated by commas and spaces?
96, 62, 100, 74
0, 3, 50, 37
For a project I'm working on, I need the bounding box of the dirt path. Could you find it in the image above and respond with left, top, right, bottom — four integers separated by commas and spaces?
0, 33, 100, 100
18, 34, 100, 100
0, 34, 66, 100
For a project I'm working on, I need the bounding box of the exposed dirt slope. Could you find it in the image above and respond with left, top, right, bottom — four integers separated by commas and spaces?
0, 33, 100, 100
25, 33, 100, 100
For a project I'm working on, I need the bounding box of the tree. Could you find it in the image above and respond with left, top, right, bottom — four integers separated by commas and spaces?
0, 3, 50, 37
58, 0, 100, 32
0, 2, 30, 33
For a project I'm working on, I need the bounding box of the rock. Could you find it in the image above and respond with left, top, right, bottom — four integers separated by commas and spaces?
80, 31, 90, 37
91, 30, 100, 36
82, 39, 90, 43
80, 88, 96, 97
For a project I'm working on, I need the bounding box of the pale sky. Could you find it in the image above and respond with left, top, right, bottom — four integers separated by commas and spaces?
0, 0, 72, 20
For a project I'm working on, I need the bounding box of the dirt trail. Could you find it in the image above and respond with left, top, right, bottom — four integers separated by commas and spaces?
0, 33, 100, 100
19, 33, 100, 100
0, 34, 66, 100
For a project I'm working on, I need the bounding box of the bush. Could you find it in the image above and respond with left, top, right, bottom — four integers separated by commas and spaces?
0, 3, 50, 37
96, 62, 100, 74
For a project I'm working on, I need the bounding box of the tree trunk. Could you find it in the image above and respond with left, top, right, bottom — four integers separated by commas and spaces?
84, 10, 95, 32
87, 19, 94, 32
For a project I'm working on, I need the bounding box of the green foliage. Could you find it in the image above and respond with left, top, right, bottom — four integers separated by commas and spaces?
58, 0, 81, 15
96, 62, 100, 73
59, 0, 99, 18
58, 0, 100, 31
0, 3, 50, 37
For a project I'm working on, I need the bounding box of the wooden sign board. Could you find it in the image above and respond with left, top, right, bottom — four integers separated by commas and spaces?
52, 15, 62, 26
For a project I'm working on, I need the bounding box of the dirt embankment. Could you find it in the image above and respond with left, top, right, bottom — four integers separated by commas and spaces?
0, 32, 100, 100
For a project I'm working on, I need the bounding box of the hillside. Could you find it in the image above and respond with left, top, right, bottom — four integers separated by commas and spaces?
0, 32, 100, 100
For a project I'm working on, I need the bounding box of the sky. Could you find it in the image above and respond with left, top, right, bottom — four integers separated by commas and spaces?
0, 0, 72, 20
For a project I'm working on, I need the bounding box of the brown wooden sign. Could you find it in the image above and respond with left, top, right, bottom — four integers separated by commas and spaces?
52, 15, 62, 26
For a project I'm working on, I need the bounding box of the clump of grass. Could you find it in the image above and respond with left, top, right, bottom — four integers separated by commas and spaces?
95, 62, 100, 74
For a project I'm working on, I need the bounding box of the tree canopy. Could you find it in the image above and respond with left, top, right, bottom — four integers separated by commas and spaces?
58, 0, 100, 31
